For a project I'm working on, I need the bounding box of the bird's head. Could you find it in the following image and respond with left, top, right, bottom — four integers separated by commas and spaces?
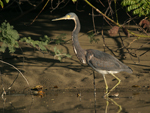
52, 12, 76, 21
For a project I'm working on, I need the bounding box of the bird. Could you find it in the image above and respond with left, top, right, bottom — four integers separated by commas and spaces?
52, 12, 132, 96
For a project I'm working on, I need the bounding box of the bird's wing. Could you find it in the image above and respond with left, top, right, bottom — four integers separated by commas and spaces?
86, 49, 124, 71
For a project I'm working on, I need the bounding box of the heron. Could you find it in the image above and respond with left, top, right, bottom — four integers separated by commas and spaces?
52, 12, 132, 96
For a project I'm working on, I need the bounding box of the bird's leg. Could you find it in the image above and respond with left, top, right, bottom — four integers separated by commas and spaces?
103, 75, 108, 94
105, 97, 109, 113
108, 98, 122, 113
92, 71, 97, 113
107, 73, 121, 95
93, 71, 96, 99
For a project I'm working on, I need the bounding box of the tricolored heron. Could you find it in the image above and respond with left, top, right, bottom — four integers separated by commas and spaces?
52, 12, 132, 96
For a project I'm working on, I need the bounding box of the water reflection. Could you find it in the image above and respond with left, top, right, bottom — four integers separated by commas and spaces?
1, 90, 150, 113
105, 97, 122, 113
93, 93, 122, 113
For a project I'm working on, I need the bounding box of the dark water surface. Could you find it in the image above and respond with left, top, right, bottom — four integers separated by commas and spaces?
1, 90, 150, 113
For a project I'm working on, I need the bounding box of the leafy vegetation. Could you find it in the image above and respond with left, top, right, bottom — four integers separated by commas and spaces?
20, 35, 50, 51
0, 20, 19, 53
54, 33, 66, 45
0, 21, 71, 61
53, 46, 71, 61
87, 31, 100, 44
0, 0, 9, 8
121, 0, 150, 17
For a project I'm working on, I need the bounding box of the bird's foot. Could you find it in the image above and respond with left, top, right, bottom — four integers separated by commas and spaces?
103, 91, 110, 99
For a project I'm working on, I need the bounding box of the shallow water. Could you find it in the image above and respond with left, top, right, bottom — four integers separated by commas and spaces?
1, 90, 150, 113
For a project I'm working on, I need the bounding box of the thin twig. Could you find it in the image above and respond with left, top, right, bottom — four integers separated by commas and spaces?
60, 0, 70, 9
9, 0, 44, 22
84, 0, 150, 38
8, 73, 19, 90
101, 23, 117, 57
139, 49, 150, 56
107, 0, 114, 18
92, 8, 97, 34
98, 0, 105, 7
127, 38, 137, 48
0, 60, 29, 86
103, 1, 113, 26
119, 34, 140, 63
114, 0, 118, 23
85, 0, 120, 26
1, 72, 6, 101
30, 0, 50, 25
50, 0, 64, 13
76, 0, 84, 12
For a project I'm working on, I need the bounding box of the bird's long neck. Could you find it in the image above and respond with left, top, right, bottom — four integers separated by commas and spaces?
72, 16, 87, 64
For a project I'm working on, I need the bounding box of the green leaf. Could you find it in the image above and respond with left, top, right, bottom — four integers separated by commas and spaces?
0, 1, 4, 8
0, 43, 7, 53
53, 46, 71, 61
121, 0, 150, 17
87, 31, 100, 44
58, 57, 61, 61
54, 33, 66, 44
5, 0, 9, 3
72, 0, 77, 3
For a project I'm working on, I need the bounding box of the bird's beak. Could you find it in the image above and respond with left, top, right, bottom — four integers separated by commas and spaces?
52, 15, 70, 21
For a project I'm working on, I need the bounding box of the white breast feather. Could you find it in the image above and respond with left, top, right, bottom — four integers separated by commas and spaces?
73, 47, 77, 54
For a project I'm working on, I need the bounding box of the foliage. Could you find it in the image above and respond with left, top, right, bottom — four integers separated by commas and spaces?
121, 0, 150, 17
20, 35, 51, 51
20, 34, 71, 61
87, 31, 100, 44
0, 0, 9, 8
0, 20, 19, 53
0, 21, 71, 61
53, 46, 71, 61
54, 33, 66, 44
72, 0, 77, 3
